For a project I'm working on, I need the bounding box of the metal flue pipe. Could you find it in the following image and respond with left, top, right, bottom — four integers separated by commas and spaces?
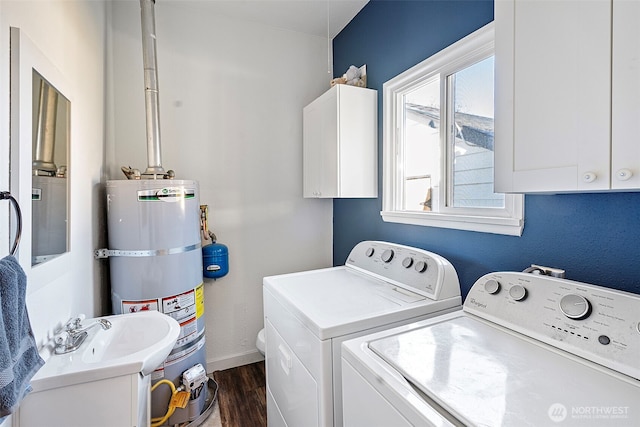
140, 0, 165, 177
33, 79, 59, 175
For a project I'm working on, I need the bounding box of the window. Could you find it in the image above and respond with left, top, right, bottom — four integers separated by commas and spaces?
381, 23, 524, 236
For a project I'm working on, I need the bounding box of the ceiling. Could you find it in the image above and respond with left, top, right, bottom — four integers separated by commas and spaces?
166, 0, 369, 39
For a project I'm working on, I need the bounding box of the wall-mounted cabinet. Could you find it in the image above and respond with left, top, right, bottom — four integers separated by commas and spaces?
303, 84, 377, 198
495, 0, 640, 193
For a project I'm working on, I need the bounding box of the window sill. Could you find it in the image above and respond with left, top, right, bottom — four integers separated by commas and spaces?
380, 210, 524, 236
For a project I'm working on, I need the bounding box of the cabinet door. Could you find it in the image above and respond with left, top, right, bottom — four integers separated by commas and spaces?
337, 85, 378, 198
495, 0, 611, 193
303, 98, 323, 197
303, 88, 338, 198
320, 90, 339, 197
612, 0, 640, 190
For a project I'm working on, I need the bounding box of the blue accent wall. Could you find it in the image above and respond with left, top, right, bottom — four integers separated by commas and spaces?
332, 0, 640, 297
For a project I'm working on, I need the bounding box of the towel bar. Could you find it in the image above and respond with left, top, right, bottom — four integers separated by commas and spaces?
1, 191, 22, 256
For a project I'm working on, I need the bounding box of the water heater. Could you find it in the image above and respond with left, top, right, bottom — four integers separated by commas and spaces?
104, 179, 207, 425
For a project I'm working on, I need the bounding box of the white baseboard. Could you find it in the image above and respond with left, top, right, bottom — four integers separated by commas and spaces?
207, 349, 264, 374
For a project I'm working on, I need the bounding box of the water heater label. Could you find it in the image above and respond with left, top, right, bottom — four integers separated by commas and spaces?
162, 286, 205, 347
175, 316, 198, 345
164, 333, 206, 367
121, 298, 159, 313
162, 289, 196, 316
137, 187, 196, 202
195, 284, 204, 319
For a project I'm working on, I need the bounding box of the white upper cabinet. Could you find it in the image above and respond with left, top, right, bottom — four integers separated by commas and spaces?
612, 0, 640, 190
303, 84, 377, 198
495, 0, 640, 193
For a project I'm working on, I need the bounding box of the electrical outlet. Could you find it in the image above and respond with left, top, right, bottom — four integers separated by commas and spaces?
531, 264, 565, 278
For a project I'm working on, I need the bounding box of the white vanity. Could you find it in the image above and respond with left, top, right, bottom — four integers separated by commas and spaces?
16, 373, 150, 427
14, 311, 179, 427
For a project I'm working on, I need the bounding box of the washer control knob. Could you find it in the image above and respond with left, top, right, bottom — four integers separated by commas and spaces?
616, 168, 633, 181
598, 335, 611, 345
484, 279, 501, 294
402, 257, 414, 268
582, 172, 597, 183
365, 247, 375, 257
509, 285, 527, 301
381, 249, 394, 263
414, 260, 428, 273
559, 294, 591, 320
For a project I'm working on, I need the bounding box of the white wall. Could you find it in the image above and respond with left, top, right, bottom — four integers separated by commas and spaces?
0, 1, 108, 425
108, 1, 333, 371
0, 0, 108, 335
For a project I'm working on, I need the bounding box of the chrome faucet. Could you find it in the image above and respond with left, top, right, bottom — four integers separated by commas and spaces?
54, 316, 112, 355
67, 317, 112, 334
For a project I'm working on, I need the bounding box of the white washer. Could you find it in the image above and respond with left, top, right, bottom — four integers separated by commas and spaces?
342, 272, 640, 426
263, 241, 462, 427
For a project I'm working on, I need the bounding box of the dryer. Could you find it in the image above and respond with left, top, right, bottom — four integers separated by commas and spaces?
342, 271, 640, 426
263, 241, 462, 427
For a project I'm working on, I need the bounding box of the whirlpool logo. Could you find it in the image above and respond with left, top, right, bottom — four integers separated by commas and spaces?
468, 298, 487, 309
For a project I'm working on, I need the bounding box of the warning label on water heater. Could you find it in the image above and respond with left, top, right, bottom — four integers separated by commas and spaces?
195, 284, 204, 319
122, 298, 159, 313
121, 283, 205, 373
161, 284, 204, 346
162, 289, 196, 318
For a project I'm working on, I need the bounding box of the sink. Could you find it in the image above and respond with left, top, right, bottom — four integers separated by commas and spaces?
81, 311, 178, 374
31, 311, 180, 392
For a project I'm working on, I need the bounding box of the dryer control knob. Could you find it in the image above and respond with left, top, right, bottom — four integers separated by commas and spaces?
365, 247, 375, 257
402, 257, 414, 268
509, 285, 527, 301
484, 279, 501, 294
381, 249, 394, 263
559, 294, 591, 320
414, 260, 428, 273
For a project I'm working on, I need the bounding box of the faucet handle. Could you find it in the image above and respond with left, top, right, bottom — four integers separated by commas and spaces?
66, 314, 86, 330
55, 331, 70, 345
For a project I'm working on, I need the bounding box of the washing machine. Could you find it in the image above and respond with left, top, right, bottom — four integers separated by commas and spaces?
342, 271, 640, 426
263, 240, 462, 427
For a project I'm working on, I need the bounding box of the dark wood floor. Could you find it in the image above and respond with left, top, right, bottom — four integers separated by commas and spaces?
213, 362, 267, 427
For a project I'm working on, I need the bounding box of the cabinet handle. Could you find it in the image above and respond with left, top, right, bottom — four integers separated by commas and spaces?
582, 172, 597, 183
616, 169, 633, 181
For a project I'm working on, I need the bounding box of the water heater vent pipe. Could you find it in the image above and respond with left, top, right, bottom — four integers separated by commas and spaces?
140, 0, 165, 177
33, 80, 59, 175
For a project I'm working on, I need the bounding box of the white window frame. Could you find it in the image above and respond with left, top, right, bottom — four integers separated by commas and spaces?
381, 22, 524, 236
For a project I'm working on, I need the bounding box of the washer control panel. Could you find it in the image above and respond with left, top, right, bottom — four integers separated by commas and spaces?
465, 272, 640, 380
345, 241, 461, 301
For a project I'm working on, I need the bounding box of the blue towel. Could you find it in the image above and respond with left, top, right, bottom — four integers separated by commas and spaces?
0, 255, 44, 420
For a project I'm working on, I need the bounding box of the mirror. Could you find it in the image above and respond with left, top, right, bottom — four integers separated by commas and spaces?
31, 71, 70, 265
10, 27, 72, 278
